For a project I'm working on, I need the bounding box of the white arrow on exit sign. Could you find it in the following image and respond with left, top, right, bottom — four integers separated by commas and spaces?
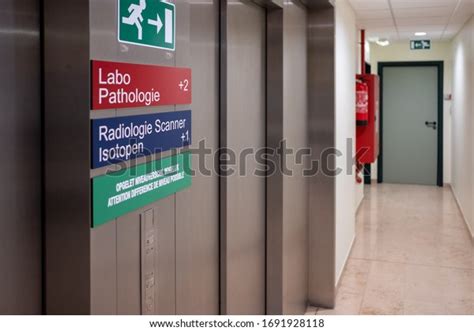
148, 14, 163, 34
147, 9, 173, 44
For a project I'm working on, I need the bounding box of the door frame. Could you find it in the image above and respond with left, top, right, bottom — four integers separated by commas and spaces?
377, 61, 444, 187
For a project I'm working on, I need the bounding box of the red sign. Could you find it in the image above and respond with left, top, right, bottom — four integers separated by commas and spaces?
91, 60, 192, 110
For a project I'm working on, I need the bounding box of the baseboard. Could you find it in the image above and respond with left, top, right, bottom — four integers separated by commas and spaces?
335, 235, 356, 289
449, 185, 474, 241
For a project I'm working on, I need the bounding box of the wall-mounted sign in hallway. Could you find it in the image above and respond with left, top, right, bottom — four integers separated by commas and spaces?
91, 60, 192, 110
91, 110, 192, 169
92, 152, 191, 228
119, 0, 175, 51
410, 40, 431, 50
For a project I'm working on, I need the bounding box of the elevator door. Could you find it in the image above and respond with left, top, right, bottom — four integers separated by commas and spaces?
222, 0, 267, 314
0, 0, 42, 314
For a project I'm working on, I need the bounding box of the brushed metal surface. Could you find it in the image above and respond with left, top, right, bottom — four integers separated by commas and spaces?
114, 198, 177, 315
116, 212, 141, 315
175, 0, 220, 315
153, 197, 177, 315
43, 0, 332, 315
281, 0, 308, 315
267, 0, 310, 315
89, 0, 121, 315
44, 0, 91, 314
307, 3, 336, 308
0, 0, 42, 314
221, 0, 267, 315
91, 221, 117, 314
89, 0, 180, 315
266, 4, 284, 315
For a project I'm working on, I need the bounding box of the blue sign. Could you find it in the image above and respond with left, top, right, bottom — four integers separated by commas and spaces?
91, 110, 191, 169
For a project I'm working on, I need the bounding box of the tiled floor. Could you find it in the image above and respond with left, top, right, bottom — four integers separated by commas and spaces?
316, 184, 474, 315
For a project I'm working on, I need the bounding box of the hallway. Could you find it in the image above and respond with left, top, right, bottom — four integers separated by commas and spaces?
317, 184, 474, 315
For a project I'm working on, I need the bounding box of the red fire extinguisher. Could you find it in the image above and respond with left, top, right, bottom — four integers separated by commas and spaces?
356, 79, 369, 126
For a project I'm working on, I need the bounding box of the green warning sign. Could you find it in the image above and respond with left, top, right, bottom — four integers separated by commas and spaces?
119, 0, 176, 51
92, 152, 191, 228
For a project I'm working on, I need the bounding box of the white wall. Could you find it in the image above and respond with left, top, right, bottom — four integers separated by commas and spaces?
370, 41, 453, 184
334, 0, 357, 284
451, 16, 474, 237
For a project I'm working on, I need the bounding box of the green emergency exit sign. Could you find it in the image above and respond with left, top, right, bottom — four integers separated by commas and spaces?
410, 40, 431, 50
119, 0, 176, 51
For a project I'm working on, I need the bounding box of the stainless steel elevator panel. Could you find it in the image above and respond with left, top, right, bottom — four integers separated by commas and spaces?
0, 0, 41, 314
153, 197, 177, 315
266, 0, 309, 315
221, 0, 267, 314
282, 0, 308, 314
91, 221, 117, 314
89, 0, 179, 315
175, 0, 220, 315
307, 2, 336, 308
116, 212, 141, 315
115, 198, 178, 315
90, 0, 219, 315
266, 4, 284, 315
44, 0, 91, 314
46, 0, 196, 314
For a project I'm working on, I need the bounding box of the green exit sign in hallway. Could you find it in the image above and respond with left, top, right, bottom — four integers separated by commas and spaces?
119, 0, 176, 51
410, 40, 431, 50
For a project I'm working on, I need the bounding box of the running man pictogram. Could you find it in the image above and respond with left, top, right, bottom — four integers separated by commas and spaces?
122, 0, 147, 40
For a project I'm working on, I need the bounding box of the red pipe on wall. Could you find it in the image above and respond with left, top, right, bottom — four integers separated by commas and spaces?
361, 29, 366, 75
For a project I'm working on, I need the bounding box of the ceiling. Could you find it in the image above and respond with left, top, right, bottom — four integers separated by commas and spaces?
347, 0, 474, 41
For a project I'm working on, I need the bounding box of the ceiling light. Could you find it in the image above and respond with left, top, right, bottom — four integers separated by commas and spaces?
376, 38, 390, 47
415, 32, 427, 36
